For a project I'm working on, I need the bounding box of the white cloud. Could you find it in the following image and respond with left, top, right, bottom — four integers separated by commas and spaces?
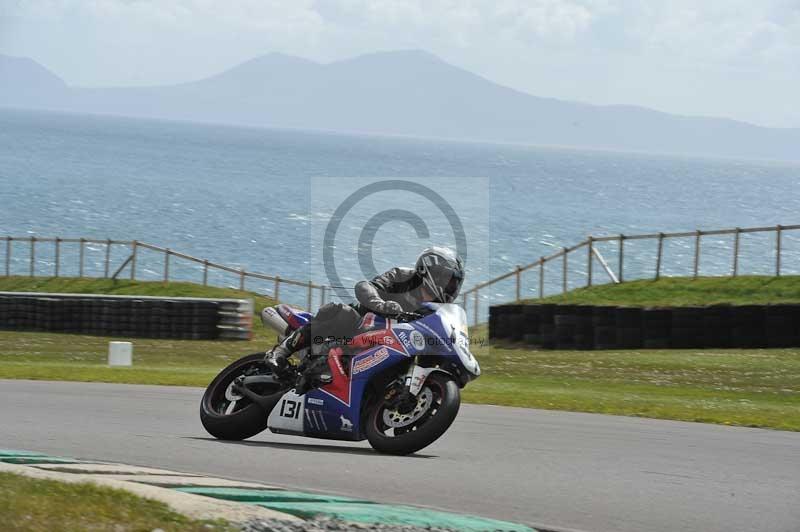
493, 0, 596, 45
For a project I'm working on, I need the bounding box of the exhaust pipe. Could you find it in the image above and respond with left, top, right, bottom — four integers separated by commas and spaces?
261, 306, 290, 340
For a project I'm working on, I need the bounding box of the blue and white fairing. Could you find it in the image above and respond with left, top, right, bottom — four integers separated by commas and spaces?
420, 303, 481, 377
266, 303, 480, 441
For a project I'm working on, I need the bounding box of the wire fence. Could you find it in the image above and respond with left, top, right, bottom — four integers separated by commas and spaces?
460, 223, 800, 326
4, 223, 799, 326
0, 236, 329, 312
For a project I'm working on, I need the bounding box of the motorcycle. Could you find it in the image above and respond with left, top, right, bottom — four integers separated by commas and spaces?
200, 302, 480, 455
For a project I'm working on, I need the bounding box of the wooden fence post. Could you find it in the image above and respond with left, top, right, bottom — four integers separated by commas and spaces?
732, 228, 741, 277
240, 270, 246, 291
54, 237, 60, 277
776, 225, 782, 276
515, 265, 521, 302
163, 249, 170, 283
306, 281, 313, 311
655, 233, 664, 280
4, 237, 10, 276
321, 286, 327, 306
473, 289, 479, 327
104, 239, 111, 278
274, 276, 280, 301
587, 237, 594, 286
618, 235, 625, 283
130, 241, 138, 280
562, 248, 568, 293
29, 236, 35, 277
203, 260, 209, 286
538, 258, 545, 299
693, 230, 701, 279
79, 237, 85, 278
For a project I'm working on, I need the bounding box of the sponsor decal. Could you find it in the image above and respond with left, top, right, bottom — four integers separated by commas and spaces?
352, 346, 390, 375
305, 409, 328, 431
307, 397, 324, 406
410, 330, 426, 350
330, 347, 346, 376
339, 415, 353, 432
321, 348, 352, 406
397, 330, 413, 350
359, 313, 376, 330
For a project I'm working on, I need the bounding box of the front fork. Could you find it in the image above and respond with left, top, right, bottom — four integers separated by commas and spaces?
402, 356, 419, 394
392, 356, 441, 410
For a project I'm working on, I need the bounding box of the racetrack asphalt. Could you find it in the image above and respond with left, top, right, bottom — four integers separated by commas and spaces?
1, 379, 798, 532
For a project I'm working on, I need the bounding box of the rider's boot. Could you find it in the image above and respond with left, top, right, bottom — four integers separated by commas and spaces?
265, 324, 316, 375
265, 326, 303, 375
264, 342, 291, 375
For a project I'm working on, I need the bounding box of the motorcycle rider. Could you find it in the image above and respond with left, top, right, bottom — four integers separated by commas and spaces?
264, 246, 465, 392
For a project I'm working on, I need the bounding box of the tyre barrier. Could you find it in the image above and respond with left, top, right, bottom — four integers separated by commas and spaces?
0, 292, 254, 340
489, 303, 800, 350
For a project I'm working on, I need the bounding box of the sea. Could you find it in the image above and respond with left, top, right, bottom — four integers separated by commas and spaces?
1, 107, 799, 311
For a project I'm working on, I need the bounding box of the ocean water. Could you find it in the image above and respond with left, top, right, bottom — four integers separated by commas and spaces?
1, 108, 799, 310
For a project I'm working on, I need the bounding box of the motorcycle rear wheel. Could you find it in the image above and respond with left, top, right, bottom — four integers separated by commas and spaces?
200, 353, 282, 440
365, 373, 460, 455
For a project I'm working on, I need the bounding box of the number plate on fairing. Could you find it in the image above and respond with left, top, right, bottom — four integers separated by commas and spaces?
267, 390, 305, 435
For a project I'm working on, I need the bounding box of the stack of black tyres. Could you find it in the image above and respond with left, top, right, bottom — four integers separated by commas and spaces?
488, 302, 800, 350
592, 306, 617, 350
0, 294, 224, 340
489, 305, 513, 340
731, 305, 766, 348
766, 305, 800, 347
521, 305, 541, 345
554, 305, 577, 349
703, 305, 732, 348
574, 306, 594, 350
506, 304, 527, 342
642, 308, 671, 349
671, 307, 705, 348
616, 307, 643, 348
488, 305, 500, 339
538, 304, 556, 349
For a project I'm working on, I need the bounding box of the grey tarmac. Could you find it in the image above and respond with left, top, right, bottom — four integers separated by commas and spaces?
1, 379, 798, 532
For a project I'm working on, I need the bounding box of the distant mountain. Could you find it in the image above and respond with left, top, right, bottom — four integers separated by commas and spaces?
2, 50, 799, 161
0, 55, 68, 107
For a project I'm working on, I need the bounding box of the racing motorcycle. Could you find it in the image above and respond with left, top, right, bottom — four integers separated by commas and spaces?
200, 302, 480, 455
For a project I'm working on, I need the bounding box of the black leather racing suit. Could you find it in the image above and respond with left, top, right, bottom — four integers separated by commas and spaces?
278, 267, 429, 358
354, 267, 429, 314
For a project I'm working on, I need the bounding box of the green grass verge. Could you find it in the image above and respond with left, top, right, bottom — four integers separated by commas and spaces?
538, 275, 800, 307
0, 276, 798, 431
0, 330, 272, 386
1, 329, 797, 430
0, 472, 233, 532
0, 276, 277, 314
465, 343, 800, 431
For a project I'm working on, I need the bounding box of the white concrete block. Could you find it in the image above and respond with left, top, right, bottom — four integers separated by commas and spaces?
108, 341, 133, 366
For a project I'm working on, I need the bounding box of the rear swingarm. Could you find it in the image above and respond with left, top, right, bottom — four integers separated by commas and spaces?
231, 374, 287, 412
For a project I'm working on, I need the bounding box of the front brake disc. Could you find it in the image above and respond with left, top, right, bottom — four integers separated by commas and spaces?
382, 387, 433, 428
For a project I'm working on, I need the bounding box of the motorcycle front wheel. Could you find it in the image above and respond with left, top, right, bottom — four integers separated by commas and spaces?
200, 353, 282, 440
365, 373, 460, 455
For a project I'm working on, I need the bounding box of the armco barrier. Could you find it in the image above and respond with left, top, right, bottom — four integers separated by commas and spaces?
0, 292, 253, 340
489, 303, 800, 349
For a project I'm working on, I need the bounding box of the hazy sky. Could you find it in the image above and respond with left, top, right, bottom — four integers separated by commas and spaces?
1, 0, 799, 128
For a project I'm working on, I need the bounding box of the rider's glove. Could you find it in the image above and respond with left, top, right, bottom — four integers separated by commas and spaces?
378, 301, 403, 315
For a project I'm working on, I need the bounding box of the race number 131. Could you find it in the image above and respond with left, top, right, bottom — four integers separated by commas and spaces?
280, 399, 300, 419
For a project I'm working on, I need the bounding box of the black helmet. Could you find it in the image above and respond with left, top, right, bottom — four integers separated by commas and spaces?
415, 246, 465, 303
